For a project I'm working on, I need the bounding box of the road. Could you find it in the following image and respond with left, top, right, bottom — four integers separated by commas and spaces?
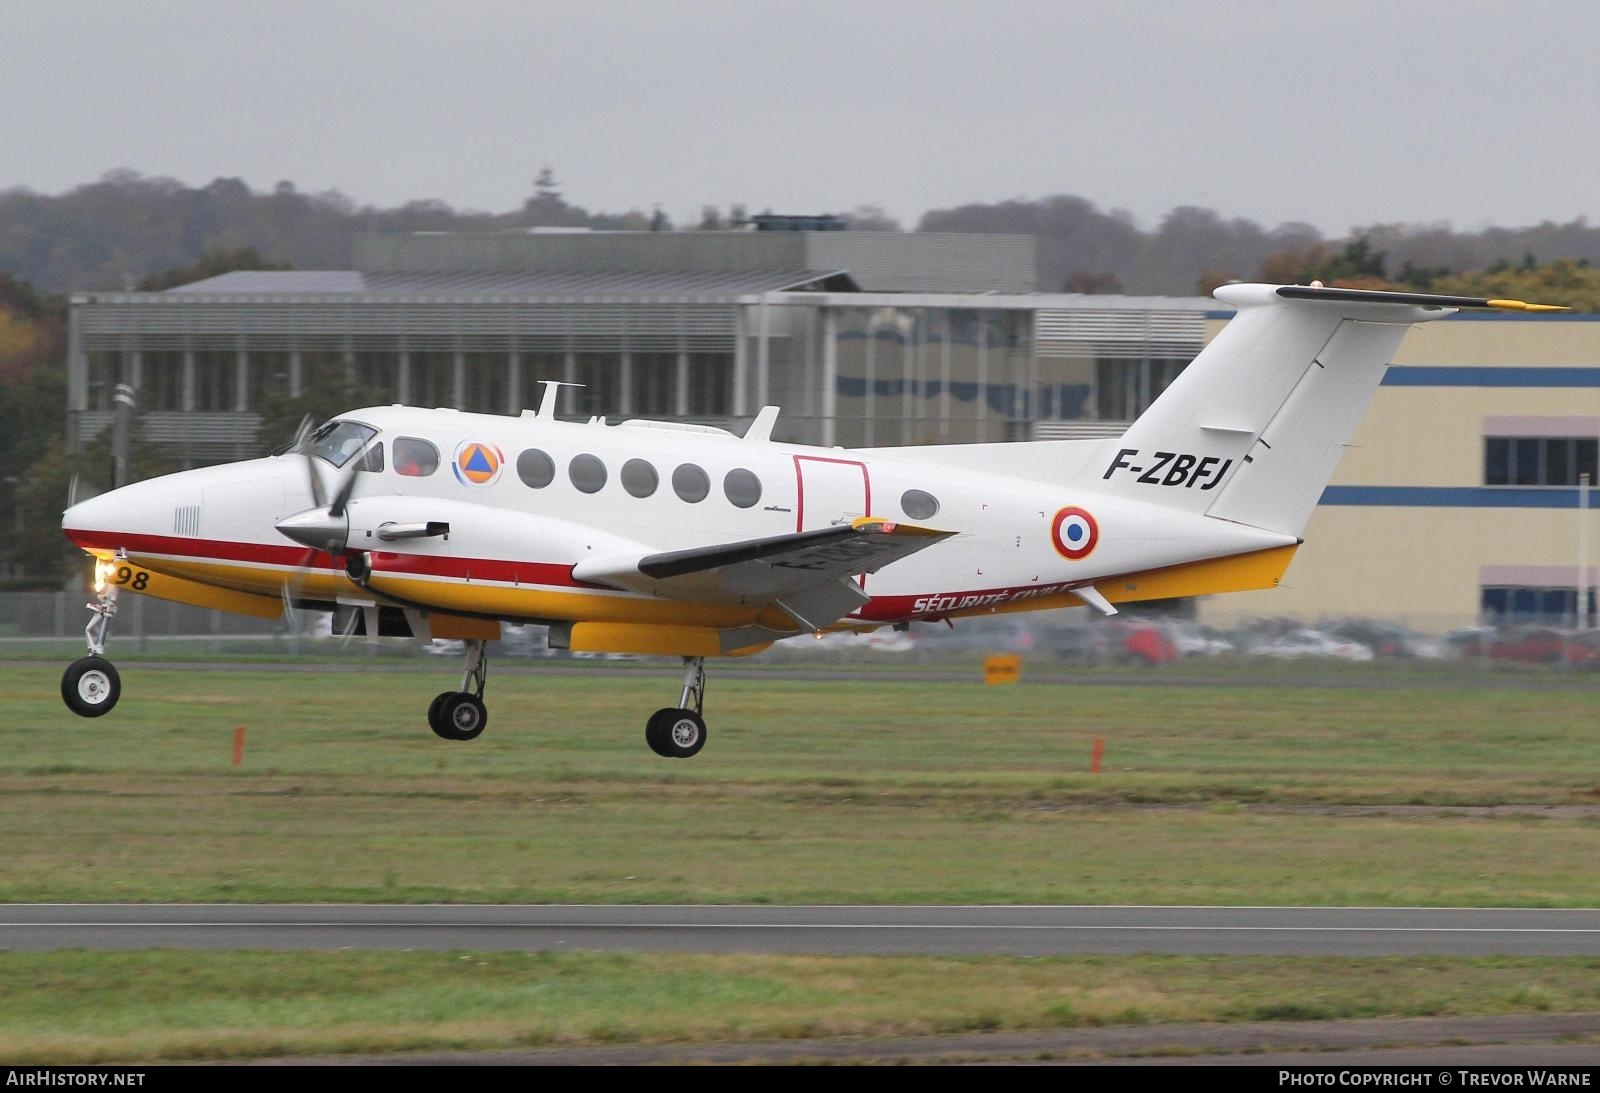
3, 904, 1597, 956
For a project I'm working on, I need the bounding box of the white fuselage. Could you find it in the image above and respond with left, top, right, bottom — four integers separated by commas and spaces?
62, 404, 1295, 643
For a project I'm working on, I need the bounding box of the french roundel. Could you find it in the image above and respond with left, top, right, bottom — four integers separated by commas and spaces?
452, 440, 505, 487
1050, 506, 1099, 561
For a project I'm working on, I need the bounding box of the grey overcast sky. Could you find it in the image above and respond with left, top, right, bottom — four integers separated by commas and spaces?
4, 0, 1597, 235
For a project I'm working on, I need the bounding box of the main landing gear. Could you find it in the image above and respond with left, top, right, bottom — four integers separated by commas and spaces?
62, 576, 121, 717
421, 646, 711, 759
427, 638, 489, 741
645, 657, 707, 759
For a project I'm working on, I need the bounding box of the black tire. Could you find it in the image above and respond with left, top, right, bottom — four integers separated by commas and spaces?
61, 656, 121, 718
426, 691, 455, 739
647, 707, 706, 759
645, 707, 677, 757
437, 693, 487, 741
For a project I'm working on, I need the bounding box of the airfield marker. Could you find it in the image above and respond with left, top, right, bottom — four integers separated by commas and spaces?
232, 727, 245, 766
1091, 737, 1104, 773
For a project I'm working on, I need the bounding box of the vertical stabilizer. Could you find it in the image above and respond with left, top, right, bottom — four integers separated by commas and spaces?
1088, 284, 1473, 537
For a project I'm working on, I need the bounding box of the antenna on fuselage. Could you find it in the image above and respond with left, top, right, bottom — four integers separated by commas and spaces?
529, 380, 584, 419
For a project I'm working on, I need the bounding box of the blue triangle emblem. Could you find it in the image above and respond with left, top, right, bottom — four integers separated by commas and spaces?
464, 446, 493, 474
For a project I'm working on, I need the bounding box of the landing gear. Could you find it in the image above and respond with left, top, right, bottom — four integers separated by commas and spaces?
62, 574, 121, 718
61, 656, 121, 718
426, 639, 489, 741
645, 656, 708, 758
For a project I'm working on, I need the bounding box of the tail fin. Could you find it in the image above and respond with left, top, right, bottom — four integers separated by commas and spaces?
1089, 284, 1562, 537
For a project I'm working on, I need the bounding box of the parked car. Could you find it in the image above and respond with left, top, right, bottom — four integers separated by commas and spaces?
1120, 624, 1181, 666
1251, 628, 1375, 661
1446, 626, 1600, 667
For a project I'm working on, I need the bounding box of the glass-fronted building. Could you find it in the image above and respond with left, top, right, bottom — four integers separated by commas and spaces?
68, 230, 1214, 461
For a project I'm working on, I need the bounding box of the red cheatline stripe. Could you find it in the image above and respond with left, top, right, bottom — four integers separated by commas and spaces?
63, 529, 594, 589
66, 529, 341, 569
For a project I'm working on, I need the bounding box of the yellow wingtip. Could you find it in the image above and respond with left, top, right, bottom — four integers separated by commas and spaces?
1486, 299, 1570, 312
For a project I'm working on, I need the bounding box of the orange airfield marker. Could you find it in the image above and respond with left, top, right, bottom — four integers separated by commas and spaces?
232, 726, 245, 767
1091, 737, 1104, 774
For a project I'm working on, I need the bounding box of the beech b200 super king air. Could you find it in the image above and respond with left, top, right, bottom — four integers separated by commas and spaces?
58, 284, 1565, 757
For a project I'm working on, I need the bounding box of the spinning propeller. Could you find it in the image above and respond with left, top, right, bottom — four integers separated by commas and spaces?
274, 417, 371, 636
275, 416, 362, 556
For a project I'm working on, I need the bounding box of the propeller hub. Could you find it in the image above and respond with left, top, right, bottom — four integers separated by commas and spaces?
275, 508, 350, 554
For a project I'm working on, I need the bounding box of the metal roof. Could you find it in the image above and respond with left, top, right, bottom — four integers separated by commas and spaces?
161, 268, 858, 299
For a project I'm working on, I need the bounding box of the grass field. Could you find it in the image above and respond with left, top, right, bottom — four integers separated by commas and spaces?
3, 950, 1598, 1063
3, 663, 1597, 905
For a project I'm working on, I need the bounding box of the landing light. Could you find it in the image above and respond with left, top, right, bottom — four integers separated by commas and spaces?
93, 558, 116, 594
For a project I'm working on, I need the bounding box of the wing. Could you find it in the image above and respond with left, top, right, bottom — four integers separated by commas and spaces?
571, 517, 953, 631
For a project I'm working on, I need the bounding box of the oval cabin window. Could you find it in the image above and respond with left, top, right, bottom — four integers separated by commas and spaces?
568, 453, 608, 494
516, 448, 555, 488
900, 489, 940, 520
395, 437, 440, 477
621, 458, 659, 498
723, 468, 762, 508
672, 463, 710, 503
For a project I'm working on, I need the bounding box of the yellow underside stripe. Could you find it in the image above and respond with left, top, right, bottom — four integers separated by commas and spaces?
105, 543, 1299, 651
981, 544, 1299, 620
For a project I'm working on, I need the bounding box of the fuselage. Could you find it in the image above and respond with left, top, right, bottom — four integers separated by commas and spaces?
61, 404, 1295, 642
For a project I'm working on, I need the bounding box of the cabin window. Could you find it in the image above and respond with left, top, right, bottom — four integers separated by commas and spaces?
900, 489, 939, 520
724, 468, 762, 508
672, 463, 710, 503
621, 458, 658, 498
517, 448, 556, 488
395, 437, 440, 477
569, 453, 608, 494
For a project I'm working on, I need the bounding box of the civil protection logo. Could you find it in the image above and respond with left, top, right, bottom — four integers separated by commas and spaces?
452, 440, 505, 487
1050, 506, 1099, 561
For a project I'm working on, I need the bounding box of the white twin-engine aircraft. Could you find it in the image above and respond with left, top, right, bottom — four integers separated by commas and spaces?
58, 284, 1563, 756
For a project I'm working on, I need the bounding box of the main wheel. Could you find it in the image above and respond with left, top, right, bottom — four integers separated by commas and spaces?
426, 691, 456, 739
437, 693, 487, 741
646, 707, 705, 759
61, 656, 121, 718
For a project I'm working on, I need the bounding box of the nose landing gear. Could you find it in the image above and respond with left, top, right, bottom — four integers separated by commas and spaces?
62, 577, 122, 717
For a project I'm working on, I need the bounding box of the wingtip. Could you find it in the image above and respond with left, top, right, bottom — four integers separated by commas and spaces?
1486, 299, 1570, 312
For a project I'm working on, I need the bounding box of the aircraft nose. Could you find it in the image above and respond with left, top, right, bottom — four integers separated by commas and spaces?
62, 490, 121, 536
276, 508, 350, 554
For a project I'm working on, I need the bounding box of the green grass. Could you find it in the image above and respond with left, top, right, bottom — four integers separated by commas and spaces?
3, 950, 1598, 1063
2, 665, 1597, 905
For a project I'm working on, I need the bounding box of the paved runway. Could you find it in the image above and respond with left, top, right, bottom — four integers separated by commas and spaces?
3, 904, 1597, 956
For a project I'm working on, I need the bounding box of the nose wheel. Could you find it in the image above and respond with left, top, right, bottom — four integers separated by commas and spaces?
62, 574, 122, 718
426, 639, 490, 741
61, 655, 121, 718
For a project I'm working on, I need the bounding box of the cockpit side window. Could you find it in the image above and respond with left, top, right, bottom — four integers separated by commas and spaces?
394, 437, 440, 477
305, 420, 379, 469
355, 442, 385, 473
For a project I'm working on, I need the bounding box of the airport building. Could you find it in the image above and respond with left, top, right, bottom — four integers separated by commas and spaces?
67, 228, 1599, 630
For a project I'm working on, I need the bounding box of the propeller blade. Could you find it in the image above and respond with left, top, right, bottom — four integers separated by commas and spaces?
327, 466, 359, 519
292, 416, 326, 509
337, 605, 361, 648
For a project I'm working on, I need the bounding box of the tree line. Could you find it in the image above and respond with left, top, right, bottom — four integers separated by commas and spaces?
8, 168, 1600, 299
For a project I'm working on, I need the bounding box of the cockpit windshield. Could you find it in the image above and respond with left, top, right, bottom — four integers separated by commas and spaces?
303, 420, 379, 468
